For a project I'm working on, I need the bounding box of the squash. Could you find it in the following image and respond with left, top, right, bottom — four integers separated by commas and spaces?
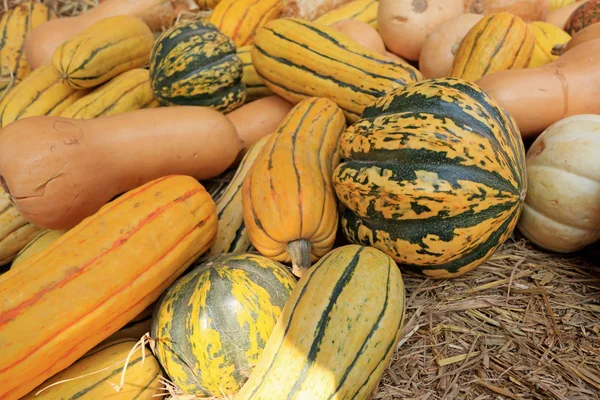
565, 0, 600, 34
518, 115, 600, 252
551, 0, 577, 9
22, 339, 161, 399
475, 38, 600, 138
60, 68, 156, 119
0, 107, 239, 230
282, 0, 355, 20
11, 229, 65, 268
150, 20, 246, 113
209, 135, 271, 256
238, 45, 274, 101
0, 175, 217, 400
0, 64, 88, 128
553, 21, 600, 54
52, 15, 154, 90
547, 0, 587, 28
330, 20, 387, 55
333, 78, 527, 278
419, 13, 484, 79
209, 0, 282, 47
152, 253, 296, 397
314, 0, 378, 27
103, 305, 155, 343
377, 0, 464, 61
0, 1, 54, 92
0, 187, 43, 266
528, 21, 571, 67
251, 18, 423, 122
243, 97, 346, 277
235, 245, 406, 400
450, 12, 535, 81
464, 0, 550, 20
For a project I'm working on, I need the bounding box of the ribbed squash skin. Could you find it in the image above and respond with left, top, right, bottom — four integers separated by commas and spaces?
0, 64, 88, 128
209, 135, 271, 256
209, 0, 282, 46
238, 45, 273, 101
528, 21, 571, 67
565, 0, 600, 35
52, 15, 154, 89
333, 78, 527, 278
242, 98, 346, 276
0, 1, 54, 91
314, 0, 378, 26
60, 68, 156, 119
236, 245, 406, 400
0, 175, 217, 400
11, 229, 65, 268
450, 12, 535, 81
251, 18, 423, 121
150, 20, 246, 112
0, 187, 42, 266
151, 253, 296, 397
23, 339, 161, 399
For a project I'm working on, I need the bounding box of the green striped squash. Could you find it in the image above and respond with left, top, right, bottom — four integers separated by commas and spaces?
314, 0, 378, 27
149, 20, 246, 113
333, 78, 527, 279
238, 45, 273, 102
251, 18, 423, 121
151, 253, 296, 397
236, 245, 406, 400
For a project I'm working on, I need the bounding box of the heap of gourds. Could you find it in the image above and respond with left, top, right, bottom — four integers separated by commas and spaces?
0, 0, 598, 398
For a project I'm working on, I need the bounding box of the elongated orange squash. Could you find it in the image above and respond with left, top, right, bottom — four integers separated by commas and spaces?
242, 97, 346, 277
0, 175, 217, 400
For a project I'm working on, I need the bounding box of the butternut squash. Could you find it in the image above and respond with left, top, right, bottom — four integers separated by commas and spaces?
547, 0, 586, 28
0, 107, 239, 229
553, 21, 600, 54
330, 19, 387, 55
464, 0, 550, 20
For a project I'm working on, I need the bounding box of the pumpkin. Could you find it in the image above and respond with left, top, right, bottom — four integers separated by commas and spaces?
22, 339, 162, 399
528, 21, 571, 67
238, 45, 274, 101
60, 68, 156, 119
11, 229, 65, 268
150, 20, 246, 113
450, 12, 535, 81
0, 1, 54, 92
518, 114, 600, 252
565, 0, 600, 34
464, 0, 550, 20
314, 0, 379, 27
243, 97, 346, 276
236, 245, 406, 400
332, 78, 527, 278
0, 175, 217, 400
251, 18, 423, 121
152, 253, 296, 397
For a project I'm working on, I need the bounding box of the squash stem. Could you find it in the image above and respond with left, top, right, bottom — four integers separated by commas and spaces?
286, 239, 312, 278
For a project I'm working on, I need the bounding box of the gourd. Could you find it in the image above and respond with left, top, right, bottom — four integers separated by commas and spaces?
151, 253, 296, 397
518, 114, 600, 252
0, 175, 218, 400
333, 78, 527, 278
22, 339, 162, 399
564, 0, 600, 34
150, 20, 246, 113
330, 20, 387, 55
0, 1, 54, 92
51, 15, 154, 89
0, 107, 239, 229
450, 12, 535, 81
464, 0, 550, 20
528, 21, 571, 67
0, 64, 88, 128
251, 18, 423, 121
238, 45, 274, 101
209, 0, 282, 46
242, 97, 346, 277
314, 0, 379, 27
11, 229, 65, 268
235, 245, 406, 400
60, 68, 156, 119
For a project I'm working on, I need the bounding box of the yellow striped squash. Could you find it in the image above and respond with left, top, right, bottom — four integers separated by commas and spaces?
333, 78, 526, 278
550, 0, 577, 10
52, 15, 154, 89
238, 45, 273, 101
0, 1, 54, 92
528, 21, 571, 67
23, 339, 161, 399
11, 229, 65, 268
209, 134, 271, 256
242, 98, 346, 277
236, 245, 406, 400
151, 253, 296, 398
251, 18, 423, 122
450, 12, 535, 81
102, 304, 154, 343
196, 0, 221, 9
314, 0, 378, 27
0, 64, 88, 128
60, 68, 156, 119
209, 0, 282, 47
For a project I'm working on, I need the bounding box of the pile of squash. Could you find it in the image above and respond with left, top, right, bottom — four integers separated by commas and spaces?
0, 0, 598, 398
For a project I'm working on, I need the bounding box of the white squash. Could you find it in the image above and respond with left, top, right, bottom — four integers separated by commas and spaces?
518, 114, 600, 252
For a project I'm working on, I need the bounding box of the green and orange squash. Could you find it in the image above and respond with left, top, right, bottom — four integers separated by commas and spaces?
564, 0, 600, 35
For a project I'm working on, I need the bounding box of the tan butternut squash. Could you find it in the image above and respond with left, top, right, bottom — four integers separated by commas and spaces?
553, 21, 600, 54
547, 0, 586, 27
464, 0, 550, 20
330, 19, 387, 55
